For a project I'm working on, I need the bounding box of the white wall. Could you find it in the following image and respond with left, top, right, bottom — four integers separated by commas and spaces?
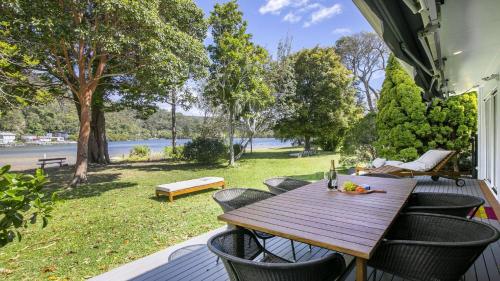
477, 70, 499, 201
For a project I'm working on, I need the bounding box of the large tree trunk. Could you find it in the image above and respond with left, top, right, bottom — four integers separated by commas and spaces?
304, 136, 311, 151
89, 104, 110, 164
363, 80, 375, 112
250, 135, 253, 153
228, 108, 235, 166
71, 89, 93, 186
171, 99, 177, 154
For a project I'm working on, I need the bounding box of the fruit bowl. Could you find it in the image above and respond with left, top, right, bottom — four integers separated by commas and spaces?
340, 180, 386, 195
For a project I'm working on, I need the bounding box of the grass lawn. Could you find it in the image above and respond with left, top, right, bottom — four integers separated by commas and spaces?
0, 148, 339, 280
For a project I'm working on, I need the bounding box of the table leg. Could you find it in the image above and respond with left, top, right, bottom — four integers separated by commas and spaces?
228, 224, 244, 258
356, 257, 367, 281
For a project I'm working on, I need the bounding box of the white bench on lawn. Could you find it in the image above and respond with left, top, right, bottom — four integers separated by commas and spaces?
156, 177, 225, 202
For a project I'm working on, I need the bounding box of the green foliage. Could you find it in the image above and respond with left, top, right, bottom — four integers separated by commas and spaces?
0, 165, 56, 247
183, 138, 226, 164
206, 0, 273, 164
233, 143, 243, 156
274, 47, 360, 151
0, 22, 51, 112
375, 55, 431, 161
3, 99, 206, 140
129, 145, 151, 159
164, 146, 184, 160
427, 92, 477, 155
0, 22, 49, 112
341, 112, 378, 165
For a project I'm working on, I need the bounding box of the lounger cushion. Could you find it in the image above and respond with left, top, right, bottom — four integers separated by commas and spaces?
398, 150, 452, 172
386, 160, 404, 166
156, 177, 224, 192
372, 158, 386, 168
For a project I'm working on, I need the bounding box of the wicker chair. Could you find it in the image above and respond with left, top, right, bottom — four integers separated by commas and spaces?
406, 192, 485, 218
369, 213, 500, 281
168, 244, 205, 262
213, 188, 300, 261
360, 173, 402, 179
263, 177, 311, 195
207, 229, 346, 281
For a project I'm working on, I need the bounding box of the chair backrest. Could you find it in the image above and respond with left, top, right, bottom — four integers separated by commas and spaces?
263, 177, 310, 194
431, 150, 456, 172
208, 229, 264, 281
370, 213, 500, 281
208, 229, 346, 281
406, 192, 485, 217
398, 149, 455, 172
213, 188, 274, 213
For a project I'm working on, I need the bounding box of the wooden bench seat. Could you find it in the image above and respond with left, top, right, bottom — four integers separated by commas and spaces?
38, 157, 68, 169
156, 177, 225, 202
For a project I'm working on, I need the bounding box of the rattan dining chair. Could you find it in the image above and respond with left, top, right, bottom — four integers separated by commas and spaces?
263, 177, 311, 195
369, 213, 500, 281
406, 192, 485, 218
213, 188, 300, 261
207, 229, 346, 281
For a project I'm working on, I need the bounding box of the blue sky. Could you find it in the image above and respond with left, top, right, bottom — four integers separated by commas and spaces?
195, 0, 374, 57
176, 0, 377, 115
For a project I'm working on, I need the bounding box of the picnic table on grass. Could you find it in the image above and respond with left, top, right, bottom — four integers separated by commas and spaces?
218, 174, 417, 281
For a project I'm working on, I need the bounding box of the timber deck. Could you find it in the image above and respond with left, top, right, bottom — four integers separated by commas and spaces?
90, 177, 500, 281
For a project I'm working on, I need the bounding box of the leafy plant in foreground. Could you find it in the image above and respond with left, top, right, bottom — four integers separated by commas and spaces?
0, 165, 56, 247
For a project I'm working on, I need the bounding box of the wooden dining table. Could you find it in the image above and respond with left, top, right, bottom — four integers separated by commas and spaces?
218, 174, 417, 281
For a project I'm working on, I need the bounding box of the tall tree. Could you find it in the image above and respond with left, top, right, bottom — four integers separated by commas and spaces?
1, 0, 207, 185
274, 47, 358, 151
268, 36, 297, 124
335, 32, 388, 112
206, 1, 272, 165
165, 84, 197, 154
376, 55, 431, 161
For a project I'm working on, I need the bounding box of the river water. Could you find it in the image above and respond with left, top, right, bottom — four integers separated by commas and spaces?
0, 138, 291, 170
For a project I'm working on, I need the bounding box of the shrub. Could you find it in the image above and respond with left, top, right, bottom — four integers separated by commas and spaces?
341, 112, 378, 165
0, 165, 56, 247
129, 145, 151, 158
233, 143, 243, 156
183, 138, 226, 164
164, 146, 184, 160
375, 54, 431, 161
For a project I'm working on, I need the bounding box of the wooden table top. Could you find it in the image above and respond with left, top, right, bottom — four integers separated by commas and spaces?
218, 175, 417, 259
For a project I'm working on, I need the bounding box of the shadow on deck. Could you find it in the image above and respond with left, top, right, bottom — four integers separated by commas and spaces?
90, 177, 500, 281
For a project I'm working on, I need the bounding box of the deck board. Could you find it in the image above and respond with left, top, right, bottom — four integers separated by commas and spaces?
92, 176, 499, 281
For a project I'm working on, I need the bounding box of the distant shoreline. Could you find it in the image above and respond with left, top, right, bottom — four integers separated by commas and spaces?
0, 138, 292, 171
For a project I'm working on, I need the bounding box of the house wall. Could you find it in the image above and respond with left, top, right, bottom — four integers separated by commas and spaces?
477, 68, 499, 201
0, 135, 16, 144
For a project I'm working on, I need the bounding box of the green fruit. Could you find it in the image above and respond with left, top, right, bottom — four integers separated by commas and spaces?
343, 181, 357, 191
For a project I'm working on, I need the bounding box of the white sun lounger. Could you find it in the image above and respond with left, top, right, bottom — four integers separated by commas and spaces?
156, 177, 225, 202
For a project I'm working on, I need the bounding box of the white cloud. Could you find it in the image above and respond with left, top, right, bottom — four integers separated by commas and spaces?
283, 12, 301, 23
332, 27, 351, 34
259, 0, 309, 15
297, 3, 321, 13
304, 4, 342, 27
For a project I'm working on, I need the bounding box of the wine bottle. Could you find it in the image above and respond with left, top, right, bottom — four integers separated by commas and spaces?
327, 160, 338, 190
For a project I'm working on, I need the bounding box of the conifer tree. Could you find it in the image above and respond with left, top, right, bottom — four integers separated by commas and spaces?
375, 55, 430, 161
